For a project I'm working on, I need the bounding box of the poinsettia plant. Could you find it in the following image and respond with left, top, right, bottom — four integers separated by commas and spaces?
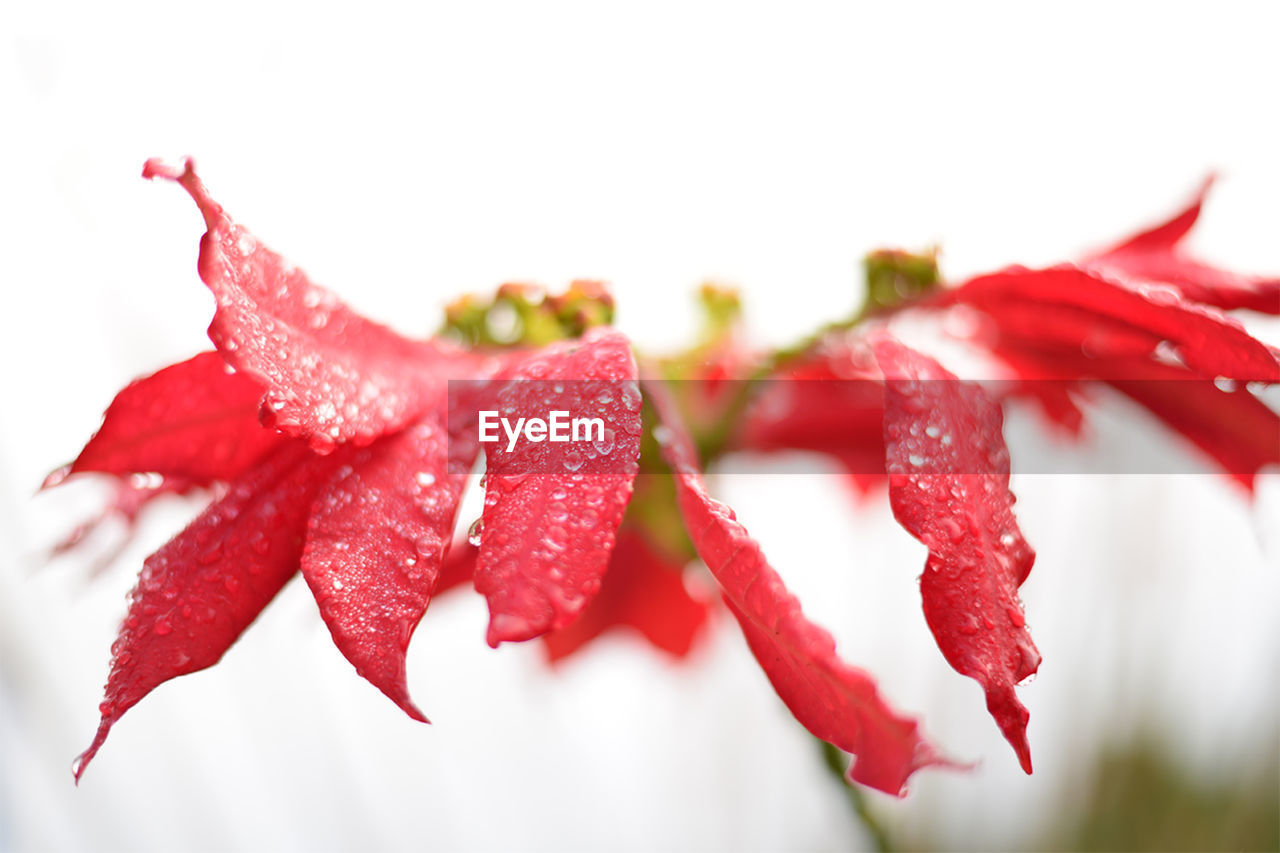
48, 159, 1278, 796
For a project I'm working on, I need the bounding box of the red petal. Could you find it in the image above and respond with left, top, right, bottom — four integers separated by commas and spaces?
872, 337, 1039, 774
49, 352, 279, 487
542, 529, 711, 662
143, 159, 467, 452
302, 415, 469, 721
986, 340, 1279, 490
947, 265, 1280, 382
1086, 178, 1280, 314
646, 379, 954, 796
474, 329, 642, 646
75, 441, 338, 782
1101, 176, 1214, 253
737, 336, 887, 478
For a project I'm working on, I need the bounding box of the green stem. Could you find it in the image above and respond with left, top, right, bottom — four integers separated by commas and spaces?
820, 740, 895, 853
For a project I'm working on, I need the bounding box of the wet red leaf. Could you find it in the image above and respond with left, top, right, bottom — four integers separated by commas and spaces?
143, 159, 470, 453
75, 441, 340, 781
46, 351, 280, 488
872, 337, 1039, 774
473, 329, 643, 646
646, 379, 955, 796
302, 413, 469, 722
945, 265, 1279, 383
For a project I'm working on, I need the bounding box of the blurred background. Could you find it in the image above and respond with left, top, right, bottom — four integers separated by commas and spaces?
2, 3, 1277, 851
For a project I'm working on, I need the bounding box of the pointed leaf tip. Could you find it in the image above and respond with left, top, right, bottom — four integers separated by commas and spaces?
873, 336, 1040, 774
645, 377, 956, 796
302, 416, 469, 721
146, 158, 470, 452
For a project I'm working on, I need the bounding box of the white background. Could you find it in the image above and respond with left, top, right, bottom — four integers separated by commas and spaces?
2, 3, 1278, 851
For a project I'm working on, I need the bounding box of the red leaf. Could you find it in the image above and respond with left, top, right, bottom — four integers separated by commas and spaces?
473, 329, 642, 646
1085, 178, 1280, 314
541, 529, 712, 663
737, 336, 887, 480
75, 441, 338, 782
143, 159, 468, 452
984, 340, 1279, 489
46, 352, 280, 488
301, 414, 470, 721
946, 265, 1280, 382
872, 337, 1039, 774
646, 379, 954, 795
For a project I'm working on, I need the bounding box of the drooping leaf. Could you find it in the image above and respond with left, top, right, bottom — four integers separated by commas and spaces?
473, 328, 643, 646
945, 265, 1280, 383
46, 351, 280, 488
1084, 178, 1280, 315
302, 413, 469, 721
75, 441, 338, 782
872, 337, 1039, 774
143, 159, 470, 452
982, 339, 1280, 489
541, 528, 712, 663
646, 378, 954, 795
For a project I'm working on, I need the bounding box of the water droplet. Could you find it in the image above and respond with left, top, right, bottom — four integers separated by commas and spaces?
153, 619, 172, 636
593, 428, 616, 456
468, 517, 485, 546
908, 454, 925, 467
331, 578, 344, 591
544, 525, 568, 551
416, 471, 437, 487
620, 383, 642, 412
